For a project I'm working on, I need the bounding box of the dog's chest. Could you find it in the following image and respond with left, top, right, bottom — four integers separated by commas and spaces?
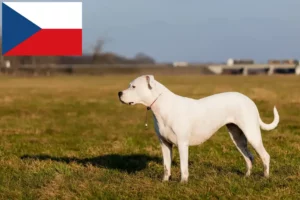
153, 114, 177, 145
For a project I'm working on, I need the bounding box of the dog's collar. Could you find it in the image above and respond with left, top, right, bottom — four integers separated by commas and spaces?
147, 93, 162, 110
145, 93, 162, 128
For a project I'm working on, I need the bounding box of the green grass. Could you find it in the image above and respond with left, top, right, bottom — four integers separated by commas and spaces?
0, 75, 299, 199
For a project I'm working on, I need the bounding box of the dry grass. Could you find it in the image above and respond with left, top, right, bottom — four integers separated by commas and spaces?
0, 75, 299, 199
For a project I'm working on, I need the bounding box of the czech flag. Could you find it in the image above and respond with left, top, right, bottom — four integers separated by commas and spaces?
2, 2, 82, 56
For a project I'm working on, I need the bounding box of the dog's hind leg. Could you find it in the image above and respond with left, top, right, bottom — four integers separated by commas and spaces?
226, 123, 254, 176
239, 124, 270, 177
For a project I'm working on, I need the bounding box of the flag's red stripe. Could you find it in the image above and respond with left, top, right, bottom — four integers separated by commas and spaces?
5, 29, 82, 56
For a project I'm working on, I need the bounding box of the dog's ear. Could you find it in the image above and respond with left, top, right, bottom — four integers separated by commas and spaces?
145, 75, 155, 90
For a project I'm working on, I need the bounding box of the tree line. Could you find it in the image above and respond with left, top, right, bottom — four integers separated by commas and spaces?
0, 38, 156, 66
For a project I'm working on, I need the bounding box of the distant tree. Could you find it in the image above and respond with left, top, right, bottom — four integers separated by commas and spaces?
92, 39, 106, 63
134, 52, 155, 64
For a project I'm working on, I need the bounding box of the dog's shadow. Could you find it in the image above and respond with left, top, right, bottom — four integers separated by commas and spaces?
21, 154, 162, 174
21, 154, 247, 176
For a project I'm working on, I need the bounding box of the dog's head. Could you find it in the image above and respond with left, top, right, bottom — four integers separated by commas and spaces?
118, 75, 156, 106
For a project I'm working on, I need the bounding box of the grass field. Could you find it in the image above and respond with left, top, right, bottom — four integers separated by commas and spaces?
0, 75, 299, 199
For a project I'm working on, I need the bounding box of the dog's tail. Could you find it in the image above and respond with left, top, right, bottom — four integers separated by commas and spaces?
259, 106, 279, 131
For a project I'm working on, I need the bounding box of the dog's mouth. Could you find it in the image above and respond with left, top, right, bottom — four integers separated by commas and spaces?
119, 98, 134, 105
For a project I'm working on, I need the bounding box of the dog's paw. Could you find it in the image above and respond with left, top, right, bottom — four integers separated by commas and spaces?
245, 171, 251, 177
162, 175, 170, 182
180, 179, 188, 184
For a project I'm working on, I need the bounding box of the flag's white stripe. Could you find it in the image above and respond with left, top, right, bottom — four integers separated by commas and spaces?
4, 2, 82, 29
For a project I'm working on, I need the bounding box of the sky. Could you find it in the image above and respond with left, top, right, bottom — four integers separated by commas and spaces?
1, 0, 300, 63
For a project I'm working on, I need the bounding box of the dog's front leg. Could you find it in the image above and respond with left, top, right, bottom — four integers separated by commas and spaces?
159, 139, 173, 181
178, 141, 189, 183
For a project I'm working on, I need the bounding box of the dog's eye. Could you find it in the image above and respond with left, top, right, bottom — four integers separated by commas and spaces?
132, 86, 136, 89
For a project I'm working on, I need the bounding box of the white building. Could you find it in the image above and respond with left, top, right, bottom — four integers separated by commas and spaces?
173, 62, 188, 67
227, 58, 234, 66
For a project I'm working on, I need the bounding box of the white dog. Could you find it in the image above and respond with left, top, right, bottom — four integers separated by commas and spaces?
118, 75, 279, 182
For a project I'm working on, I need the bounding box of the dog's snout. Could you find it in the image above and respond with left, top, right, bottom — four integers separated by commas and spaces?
118, 91, 123, 97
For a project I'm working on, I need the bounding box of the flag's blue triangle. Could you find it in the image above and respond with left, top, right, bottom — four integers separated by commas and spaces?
2, 3, 41, 55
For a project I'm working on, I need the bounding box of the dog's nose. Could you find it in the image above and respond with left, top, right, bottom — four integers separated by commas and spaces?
118, 91, 123, 97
